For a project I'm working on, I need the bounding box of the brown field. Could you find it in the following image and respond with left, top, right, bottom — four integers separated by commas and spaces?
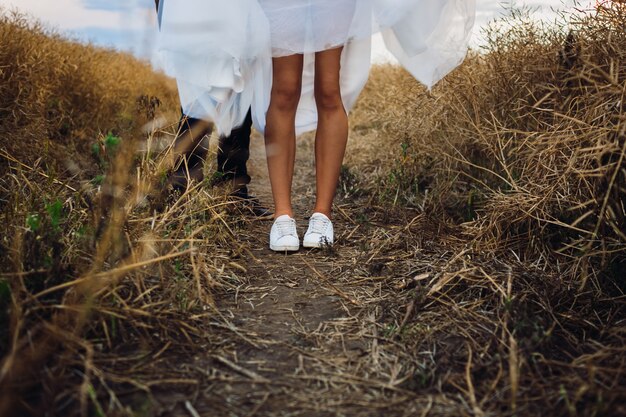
0, 4, 624, 417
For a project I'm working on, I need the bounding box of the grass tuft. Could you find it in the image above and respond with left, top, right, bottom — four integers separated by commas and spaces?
349, 3, 626, 287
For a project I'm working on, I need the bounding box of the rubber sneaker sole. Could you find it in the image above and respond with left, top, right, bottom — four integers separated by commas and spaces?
270, 243, 300, 252
303, 237, 333, 249
303, 240, 321, 248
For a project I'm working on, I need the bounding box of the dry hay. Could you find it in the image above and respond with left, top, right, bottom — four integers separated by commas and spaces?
0, 4, 624, 417
0, 10, 179, 176
341, 3, 626, 415
0, 11, 244, 416
350, 4, 626, 286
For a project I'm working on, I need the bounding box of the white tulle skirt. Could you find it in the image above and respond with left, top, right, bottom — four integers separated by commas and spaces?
158, 0, 475, 136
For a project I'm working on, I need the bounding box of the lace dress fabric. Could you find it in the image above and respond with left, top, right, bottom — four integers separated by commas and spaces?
158, 0, 476, 136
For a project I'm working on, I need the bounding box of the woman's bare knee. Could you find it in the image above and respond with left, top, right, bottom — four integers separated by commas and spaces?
270, 55, 304, 113
315, 86, 343, 112
314, 48, 344, 113
271, 83, 302, 112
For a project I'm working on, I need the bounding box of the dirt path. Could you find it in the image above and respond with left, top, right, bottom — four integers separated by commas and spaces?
129, 126, 618, 417
152, 134, 445, 416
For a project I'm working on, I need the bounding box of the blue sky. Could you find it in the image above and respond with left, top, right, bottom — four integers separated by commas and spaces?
0, 0, 585, 65
82, 0, 133, 11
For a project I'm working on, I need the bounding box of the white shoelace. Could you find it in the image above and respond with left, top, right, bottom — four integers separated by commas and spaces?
275, 219, 297, 238
308, 216, 329, 235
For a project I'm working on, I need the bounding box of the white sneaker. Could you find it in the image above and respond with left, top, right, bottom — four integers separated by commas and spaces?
303, 212, 334, 248
269, 215, 300, 252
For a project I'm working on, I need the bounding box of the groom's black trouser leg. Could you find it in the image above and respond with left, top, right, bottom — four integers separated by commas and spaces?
216, 110, 253, 190
168, 110, 254, 192
167, 115, 212, 190
157, 1, 253, 192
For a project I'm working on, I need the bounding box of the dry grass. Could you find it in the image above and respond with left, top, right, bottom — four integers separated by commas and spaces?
0, 3, 624, 417
0, 10, 179, 173
340, 4, 626, 415
0, 11, 243, 416
349, 4, 626, 286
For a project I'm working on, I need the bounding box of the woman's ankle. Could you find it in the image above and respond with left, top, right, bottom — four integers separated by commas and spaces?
274, 209, 294, 219
312, 206, 332, 219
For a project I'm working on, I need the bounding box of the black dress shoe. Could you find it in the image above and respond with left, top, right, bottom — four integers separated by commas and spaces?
166, 163, 204, 194
231, 186, 273, 218
149, 162, 203, 213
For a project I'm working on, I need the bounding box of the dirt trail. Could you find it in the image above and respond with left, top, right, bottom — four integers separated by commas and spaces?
154, 134, 443, 416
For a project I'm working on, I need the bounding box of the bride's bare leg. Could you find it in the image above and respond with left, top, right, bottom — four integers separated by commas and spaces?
313, 47, 348, 218
265, 54, 304, 218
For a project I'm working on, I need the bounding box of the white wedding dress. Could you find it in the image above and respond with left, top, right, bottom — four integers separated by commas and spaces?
158, 0, 475, 136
